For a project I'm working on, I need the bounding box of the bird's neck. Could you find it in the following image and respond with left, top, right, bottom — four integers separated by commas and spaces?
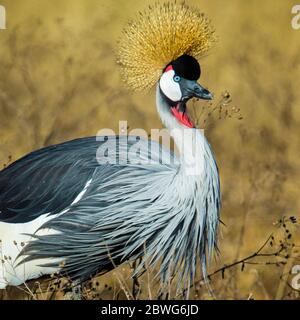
156, 84, 206, 177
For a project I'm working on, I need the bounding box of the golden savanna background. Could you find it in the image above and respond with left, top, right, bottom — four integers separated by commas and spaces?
0, 0, 300, 299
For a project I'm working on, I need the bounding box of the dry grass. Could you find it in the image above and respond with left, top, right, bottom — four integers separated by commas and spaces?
0, 0, 300, 300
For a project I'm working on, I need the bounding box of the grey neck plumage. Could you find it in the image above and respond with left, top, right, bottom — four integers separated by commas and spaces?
156, 84, 206, 178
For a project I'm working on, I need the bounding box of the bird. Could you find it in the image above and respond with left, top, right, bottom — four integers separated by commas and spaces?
0, 2, 220, 296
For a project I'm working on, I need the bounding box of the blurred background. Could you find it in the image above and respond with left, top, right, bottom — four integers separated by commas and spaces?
0, 0, 299, 300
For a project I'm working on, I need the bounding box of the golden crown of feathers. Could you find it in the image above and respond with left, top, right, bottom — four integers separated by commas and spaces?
117, 1, 216, 91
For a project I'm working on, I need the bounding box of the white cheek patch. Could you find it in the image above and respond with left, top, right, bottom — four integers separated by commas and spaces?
159, 69, 182, 102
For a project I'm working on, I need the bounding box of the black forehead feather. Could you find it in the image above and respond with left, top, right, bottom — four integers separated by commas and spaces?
167, 54, 201, 80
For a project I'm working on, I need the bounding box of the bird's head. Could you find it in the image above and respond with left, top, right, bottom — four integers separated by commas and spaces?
160, 54, 212, 103
159, 54, 213, 127
117, 2, 216, 129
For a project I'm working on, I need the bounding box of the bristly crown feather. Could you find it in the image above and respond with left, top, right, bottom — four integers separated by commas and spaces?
117, 1, 216, 91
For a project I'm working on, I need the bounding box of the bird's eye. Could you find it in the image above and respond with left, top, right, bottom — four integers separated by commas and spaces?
173, 75, 181, 82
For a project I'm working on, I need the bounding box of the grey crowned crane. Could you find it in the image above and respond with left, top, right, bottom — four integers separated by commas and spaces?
0, 2, 220, 294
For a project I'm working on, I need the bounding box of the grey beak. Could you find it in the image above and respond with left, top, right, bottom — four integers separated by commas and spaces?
180, 79, 213, 101
193, 82, 213, 100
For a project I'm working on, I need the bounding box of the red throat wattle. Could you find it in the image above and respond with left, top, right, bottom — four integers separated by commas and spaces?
170, 104, 195, 128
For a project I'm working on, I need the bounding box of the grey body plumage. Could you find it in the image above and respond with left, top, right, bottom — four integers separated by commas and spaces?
0, 85, 220, 292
